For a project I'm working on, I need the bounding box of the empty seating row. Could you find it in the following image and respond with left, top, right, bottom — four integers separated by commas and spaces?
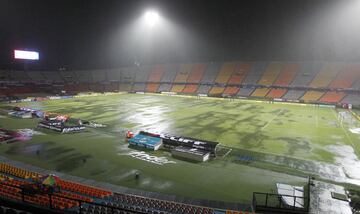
112, 193, 214, 214
173, 64, 192, 83
55, 178, 112, 198
0, 163, 41, 179
257, 63, 284, 85
214, 62, 237, 84
1, 62, 359, 90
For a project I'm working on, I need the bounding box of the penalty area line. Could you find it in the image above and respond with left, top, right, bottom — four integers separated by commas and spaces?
261, 109, 284, 131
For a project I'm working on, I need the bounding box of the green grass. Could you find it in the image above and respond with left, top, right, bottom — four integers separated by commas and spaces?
0, 93, 358, 203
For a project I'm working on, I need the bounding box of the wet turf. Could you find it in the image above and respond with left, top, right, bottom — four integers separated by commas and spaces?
0, 93, 359, 203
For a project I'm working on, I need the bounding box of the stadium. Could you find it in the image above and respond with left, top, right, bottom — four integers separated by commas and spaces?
0, 0, 360, 213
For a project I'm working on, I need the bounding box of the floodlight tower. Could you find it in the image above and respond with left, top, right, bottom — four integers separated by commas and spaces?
144, 11, 160, 28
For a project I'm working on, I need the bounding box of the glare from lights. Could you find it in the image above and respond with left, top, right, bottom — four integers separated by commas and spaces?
144, 11, 160, 27
14, 50, 39, 60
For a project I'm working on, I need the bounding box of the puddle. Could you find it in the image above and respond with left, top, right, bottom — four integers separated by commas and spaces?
327, 145, 360, 180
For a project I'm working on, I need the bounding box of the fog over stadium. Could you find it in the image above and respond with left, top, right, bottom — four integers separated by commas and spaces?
1, 0, 360, 70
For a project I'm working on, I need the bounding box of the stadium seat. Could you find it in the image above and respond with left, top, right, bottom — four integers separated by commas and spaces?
319, 92, 346, 103
227, 63, 252, 84
237, 88, 255, 97
266, 89, 288, 98
173, 64, 193, 83
290, 62, 322, 86
251, 88, 270, 97
301, 90, 324, 102
257, 63, 284, 85
201, 63, 221, 84
171, 84, 185, 93
119, 83, 132, 92
160, 64, 178, 83
209, 86, 225, 94
187, 63, 207, 83
197, 85, 211, 94
328, 64, 360, 89
223, 86, 240, 95
182, 84, 199, 93
242, 62, 268, 84
272, 63, 299, 86
132, 83, 146, 92
146, 83, 160, 92
148, 65, 165, 82
214, 62, 237, 84
158, 83, 172, 92
341, 94, 360, 105
309, 63, 342, 87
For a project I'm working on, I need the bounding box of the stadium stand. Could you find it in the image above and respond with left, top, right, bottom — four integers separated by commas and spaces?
223, 86, 240, 95
351, 78, 360, 90
214, 62, 237, 84
186, 63, 207, 83
265, 63, 300, 98
162, 64, 178, 82
42, 71, 63, 83
197, 85, 211, 94
342, 94, 360, 105
132, 83, 146, 92
146, 65, 165, 92
266, 89, 287, 99
92, 70, 107, 82
26, 71, 46, 82
237, 88, 255, 97
145, 83, 160, 93
9, 70, 30, 82
59, 70, 78, 83
107, 69, 121, 82
251, 88, 270, 97
158, 83, 172, 92
171, 84, 185, 93
282, 89, 306, 100
119, 83, 132, 92
200, 62, 221, 83
3, 60, 360, 105
89, 83, 104, 92
227, 63, 252, 84
75, 70, 92, 83
182, 84, 198, 93
0, 70, 9, 81
209, 86, 225, 95
147, 65, 165, 82
135, 66, 151, 83
120, 67, 136, 83
104, 82, 119, 92
319, 92, 346, 103
300, 90, 324, 102
174, 64, 192, 83
0, 162, 248, 214
273, 63, 299, 86
309, 63, 342, 87
242, 62, 268, 84
257, 63, 284, 85
290, 62, 322, 86
328, 64, 360, 89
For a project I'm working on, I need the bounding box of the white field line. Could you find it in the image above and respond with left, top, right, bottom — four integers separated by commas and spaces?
222, 148, 232, 158
261, 109, 284, 131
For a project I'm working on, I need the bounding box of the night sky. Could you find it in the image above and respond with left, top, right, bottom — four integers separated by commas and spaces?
1, 0, 360, 70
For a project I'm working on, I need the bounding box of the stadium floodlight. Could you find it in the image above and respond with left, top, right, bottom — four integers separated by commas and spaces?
14, 50, 39, 60
144, 10, 160, 27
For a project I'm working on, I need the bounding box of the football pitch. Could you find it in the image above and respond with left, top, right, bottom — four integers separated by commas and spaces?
1, 93, 360, 204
